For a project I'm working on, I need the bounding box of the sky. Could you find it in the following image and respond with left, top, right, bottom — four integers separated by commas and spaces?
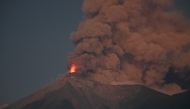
0, 0, 190, 105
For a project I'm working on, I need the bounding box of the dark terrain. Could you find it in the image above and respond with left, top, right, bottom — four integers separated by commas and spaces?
4, 75, 190, 109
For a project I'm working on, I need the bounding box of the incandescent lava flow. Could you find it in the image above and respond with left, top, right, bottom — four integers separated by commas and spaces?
69, 63, 77, 73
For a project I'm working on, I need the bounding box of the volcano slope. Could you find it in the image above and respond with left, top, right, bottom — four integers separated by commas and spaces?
4, 74, 190, 109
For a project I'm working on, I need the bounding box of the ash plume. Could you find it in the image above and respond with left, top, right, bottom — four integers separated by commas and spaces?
67, 0, 190, 95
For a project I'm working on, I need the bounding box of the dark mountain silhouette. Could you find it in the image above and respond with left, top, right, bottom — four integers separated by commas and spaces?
4, 75, 190, 109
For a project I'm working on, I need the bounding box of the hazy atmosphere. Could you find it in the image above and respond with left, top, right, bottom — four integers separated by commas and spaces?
0, 0, 190, 106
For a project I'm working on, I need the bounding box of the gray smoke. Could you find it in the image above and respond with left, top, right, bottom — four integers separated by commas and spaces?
67, 0, 190, 95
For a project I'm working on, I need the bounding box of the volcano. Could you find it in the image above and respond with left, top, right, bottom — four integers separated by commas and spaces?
3, 74, 190, 109
2, 0, 190, 108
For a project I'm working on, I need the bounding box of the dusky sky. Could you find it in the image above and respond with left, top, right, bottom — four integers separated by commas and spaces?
0, 0, 190, 105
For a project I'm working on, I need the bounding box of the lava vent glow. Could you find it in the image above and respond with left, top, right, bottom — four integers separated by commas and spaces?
69, 64, 77, 73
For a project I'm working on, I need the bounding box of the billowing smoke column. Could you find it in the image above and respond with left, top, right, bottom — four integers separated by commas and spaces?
67, 0, 190, 94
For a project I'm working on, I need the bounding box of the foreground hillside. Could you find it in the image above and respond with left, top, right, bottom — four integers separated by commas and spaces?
4, 75, 190, 109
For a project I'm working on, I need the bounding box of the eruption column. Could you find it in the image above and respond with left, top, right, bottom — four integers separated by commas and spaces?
67, 0, 190, 95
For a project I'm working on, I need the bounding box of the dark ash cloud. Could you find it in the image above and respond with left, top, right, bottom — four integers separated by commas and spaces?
67, 0, 190, 95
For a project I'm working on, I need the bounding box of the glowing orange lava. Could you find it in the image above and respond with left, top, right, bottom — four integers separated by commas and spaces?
69, 64, 77, 73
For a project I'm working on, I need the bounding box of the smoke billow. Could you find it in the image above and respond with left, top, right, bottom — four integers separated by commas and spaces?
67, 0, 190, 95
